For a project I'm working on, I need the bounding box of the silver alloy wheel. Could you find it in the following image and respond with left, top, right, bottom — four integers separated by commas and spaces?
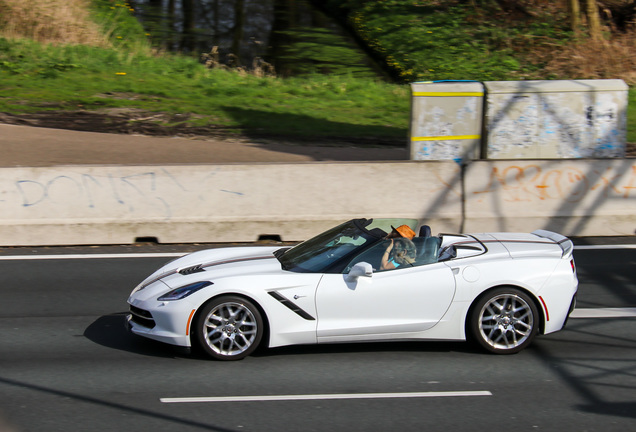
477, 293, 534, 350
203, 301, 259, 357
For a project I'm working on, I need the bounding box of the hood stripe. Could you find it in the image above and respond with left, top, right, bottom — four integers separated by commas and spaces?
192, 255, 275, 271
139, 255, 275, 291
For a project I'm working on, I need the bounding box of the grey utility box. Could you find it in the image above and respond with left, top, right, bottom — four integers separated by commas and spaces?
409, 81, 484, 161
483, 79, 628, 159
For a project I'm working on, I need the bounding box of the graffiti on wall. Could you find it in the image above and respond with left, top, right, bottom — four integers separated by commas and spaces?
0, 167, 240, 220
472, 163, 636, 203
486, 91, 626, 159
0, 162, 634, 224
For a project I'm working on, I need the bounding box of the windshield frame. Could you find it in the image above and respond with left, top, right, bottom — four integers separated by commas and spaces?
276, 218, 417, 274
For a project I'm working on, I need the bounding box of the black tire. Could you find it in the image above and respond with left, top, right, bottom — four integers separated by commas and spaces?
468, 287, 539, 354
194, 296, 264, 361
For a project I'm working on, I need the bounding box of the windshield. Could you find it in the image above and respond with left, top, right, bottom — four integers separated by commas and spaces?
276, 218, 417, 273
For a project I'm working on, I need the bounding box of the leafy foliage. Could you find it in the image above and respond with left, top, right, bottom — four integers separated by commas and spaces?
326, 0, 575, 82
89, 0, 151, 51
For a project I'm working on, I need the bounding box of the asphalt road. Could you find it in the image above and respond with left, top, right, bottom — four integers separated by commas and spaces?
0, 245, 635, 432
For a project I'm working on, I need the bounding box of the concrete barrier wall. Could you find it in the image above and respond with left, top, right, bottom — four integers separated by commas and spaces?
0, 159, 633, 246
464, 159, 635, 236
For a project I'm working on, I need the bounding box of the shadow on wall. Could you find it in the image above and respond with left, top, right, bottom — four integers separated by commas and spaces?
484, 80, 627, 159
543, 158, 634, 235
221, 106, 407, 146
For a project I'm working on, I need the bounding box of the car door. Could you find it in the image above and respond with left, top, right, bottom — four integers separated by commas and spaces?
314, 261, 456, 342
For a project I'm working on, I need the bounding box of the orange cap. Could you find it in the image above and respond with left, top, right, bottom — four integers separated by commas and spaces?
391, 225, 416, 239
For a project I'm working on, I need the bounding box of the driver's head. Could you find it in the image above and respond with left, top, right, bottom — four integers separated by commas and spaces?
393, 238, 417, 264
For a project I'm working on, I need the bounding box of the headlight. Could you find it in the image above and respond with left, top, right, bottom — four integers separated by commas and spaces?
157, 281, 213, 301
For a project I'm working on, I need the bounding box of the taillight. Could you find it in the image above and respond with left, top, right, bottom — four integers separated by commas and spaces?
570, 259, 576, 273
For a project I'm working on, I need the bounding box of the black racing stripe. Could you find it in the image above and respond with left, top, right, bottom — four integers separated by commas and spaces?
456, 239, 552, 246
139, 255, 274, 291
197, 255, 275, 270
268, 291, 316, 321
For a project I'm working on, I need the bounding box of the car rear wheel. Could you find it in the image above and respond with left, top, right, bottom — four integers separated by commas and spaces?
194, 296, 263, 361
469, 288, 539, 354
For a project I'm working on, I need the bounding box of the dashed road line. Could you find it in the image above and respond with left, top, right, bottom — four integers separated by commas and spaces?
575, 245, 636, 250
0, 253, 184, 260
160, 390, 493, 404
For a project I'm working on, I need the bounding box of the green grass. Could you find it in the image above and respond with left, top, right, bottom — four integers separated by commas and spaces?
90, 0, 151, 51
270, 26, 383, 79
0, 37, 409, 140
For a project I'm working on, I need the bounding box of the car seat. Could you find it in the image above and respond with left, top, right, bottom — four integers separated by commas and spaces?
414, 236, 441, 265
419, 225, 432, 237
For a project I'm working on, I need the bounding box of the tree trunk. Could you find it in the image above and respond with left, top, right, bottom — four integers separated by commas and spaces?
180, 0, 196, 52
584, 0, 603, 40
212, 0, 219, 47
231, 0, 245, 66
567, 0, 581, 32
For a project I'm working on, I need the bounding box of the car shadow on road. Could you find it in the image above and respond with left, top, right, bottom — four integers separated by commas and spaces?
253, 340, 478, 359
84, 312, 480, 360
83, 312, 198, 359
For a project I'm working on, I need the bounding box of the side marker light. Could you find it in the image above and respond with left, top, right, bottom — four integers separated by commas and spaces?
538, 296, 550, 322
186, 309, 196, 336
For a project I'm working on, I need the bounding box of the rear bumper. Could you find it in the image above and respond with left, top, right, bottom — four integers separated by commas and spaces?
563, 293, 577, 328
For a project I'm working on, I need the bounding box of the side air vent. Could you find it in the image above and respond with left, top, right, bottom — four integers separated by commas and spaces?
268, 291, 315, 321
178, 264, 205, 275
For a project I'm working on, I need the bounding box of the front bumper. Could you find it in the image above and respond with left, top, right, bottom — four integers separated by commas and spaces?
125, 314, 192, 354
125, 301, 192, 348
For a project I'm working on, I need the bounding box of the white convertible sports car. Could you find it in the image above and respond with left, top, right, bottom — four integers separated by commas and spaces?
127, 218, 578, 360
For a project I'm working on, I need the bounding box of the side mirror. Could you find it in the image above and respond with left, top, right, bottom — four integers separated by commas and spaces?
347, 262, 373, 281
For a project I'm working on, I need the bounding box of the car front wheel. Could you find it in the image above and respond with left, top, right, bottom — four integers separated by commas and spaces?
194, 296, 264, 360
469, 288, 539, 354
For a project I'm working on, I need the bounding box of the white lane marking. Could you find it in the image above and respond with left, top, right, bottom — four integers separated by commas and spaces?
575, 245, 636, 250
571, 308, 636, 318
0, 253, 185, 260
160, 391, 492, 404
0, 243, 634, 261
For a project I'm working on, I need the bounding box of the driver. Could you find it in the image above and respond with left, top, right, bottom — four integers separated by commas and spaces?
381, 225, 416, 270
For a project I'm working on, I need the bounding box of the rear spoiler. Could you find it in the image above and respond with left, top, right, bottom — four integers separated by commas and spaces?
532, 230, 574, 259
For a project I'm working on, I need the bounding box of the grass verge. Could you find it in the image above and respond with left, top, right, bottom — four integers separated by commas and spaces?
0, 37, 409, 142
